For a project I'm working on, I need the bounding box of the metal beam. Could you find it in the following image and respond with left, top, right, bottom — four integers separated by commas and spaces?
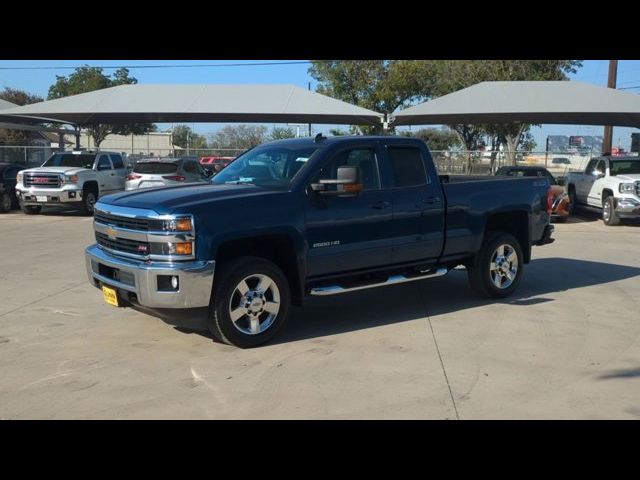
0, 122, 75, 135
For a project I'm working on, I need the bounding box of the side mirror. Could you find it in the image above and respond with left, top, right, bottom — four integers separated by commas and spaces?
310, 165, 363, 197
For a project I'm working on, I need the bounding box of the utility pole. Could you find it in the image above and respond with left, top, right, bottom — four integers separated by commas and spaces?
602, 60, 618, 156
308, 82, 312, 137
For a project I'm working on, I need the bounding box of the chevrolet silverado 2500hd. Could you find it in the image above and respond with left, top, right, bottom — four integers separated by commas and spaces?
85, 136, 555, 348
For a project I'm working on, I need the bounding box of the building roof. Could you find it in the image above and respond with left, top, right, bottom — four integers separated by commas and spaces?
392, 81, 640, 128
1, 84, 383, 126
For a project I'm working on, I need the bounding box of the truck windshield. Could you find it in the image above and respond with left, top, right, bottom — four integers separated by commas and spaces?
211, 145, 318, 189
42, 153, 95, 169
609, 161, 640, 176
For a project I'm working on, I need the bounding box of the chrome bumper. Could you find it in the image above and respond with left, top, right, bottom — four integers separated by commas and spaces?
615, 198, 640, 218
85, 244, 215, 309
16, 187, 83, 205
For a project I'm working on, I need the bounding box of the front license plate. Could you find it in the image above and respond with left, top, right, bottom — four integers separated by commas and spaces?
102, 286, 119, 307
36, 196, 47, 202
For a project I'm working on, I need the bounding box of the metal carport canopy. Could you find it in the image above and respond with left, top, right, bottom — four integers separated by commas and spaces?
0, 83, 384, 126
391, 81, 640, 128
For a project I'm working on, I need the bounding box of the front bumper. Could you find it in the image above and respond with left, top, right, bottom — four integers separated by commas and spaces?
16, 186, 83, 206
615, 198, 640, 218
85, 244, 215, 309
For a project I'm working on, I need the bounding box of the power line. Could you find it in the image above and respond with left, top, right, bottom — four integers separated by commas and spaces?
0, 61, 312, 71
618, 85, 640, 90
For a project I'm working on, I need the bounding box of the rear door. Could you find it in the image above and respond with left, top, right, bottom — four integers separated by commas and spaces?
304, 143, 394, 277
577, 159, 598, 202
382, 142, 445, 265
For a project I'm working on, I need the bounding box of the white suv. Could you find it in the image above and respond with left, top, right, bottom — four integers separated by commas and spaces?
15, 150, 128, 216
566, 156, 640, 226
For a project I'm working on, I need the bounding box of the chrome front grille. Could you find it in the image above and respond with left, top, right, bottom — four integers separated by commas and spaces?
94, 211, 150, 231
24, 173, 61, 188
636, 181, 640, 196
95, 232, 149, 256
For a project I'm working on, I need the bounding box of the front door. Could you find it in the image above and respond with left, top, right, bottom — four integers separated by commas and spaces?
577, 158, 598, 202
382, 144, 445, 264
95, 154, 116, 194
304, 145, 394, 278
586, 159, 607, 207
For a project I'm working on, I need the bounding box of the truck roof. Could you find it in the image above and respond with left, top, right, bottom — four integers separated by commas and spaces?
264, 135, 424, 148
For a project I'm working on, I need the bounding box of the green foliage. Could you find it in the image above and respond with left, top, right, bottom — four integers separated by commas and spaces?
47, 66, 155, 147
171, 124, 206, 150
269, 127, 296, 140
401, 128, 461, 151
0, 87, 44, 145
208, 125, 267, 150
329, 128, 349, 136
309, 60, 437, 133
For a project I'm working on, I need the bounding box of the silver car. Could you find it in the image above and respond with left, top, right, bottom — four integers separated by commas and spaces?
125, 157, 210, 191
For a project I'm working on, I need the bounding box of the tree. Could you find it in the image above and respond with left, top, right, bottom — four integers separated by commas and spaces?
47, 66, 156, 148
401, 128, 460, 151
0, 87, 44, 145
309, 60, 437, 134
208, 125, 267, 150
171, 124, 207, 151
269, 127, 296, 140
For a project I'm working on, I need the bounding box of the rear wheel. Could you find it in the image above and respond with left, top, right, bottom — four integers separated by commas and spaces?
0, 193, 12, 213
207, 256, 291, 348
20, 203, 41, 215
468, 232, 523, 299
568, 187, 578, 215
602, 196, 620, 226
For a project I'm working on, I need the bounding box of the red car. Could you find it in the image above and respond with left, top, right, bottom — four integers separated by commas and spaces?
199, 156, 235, 172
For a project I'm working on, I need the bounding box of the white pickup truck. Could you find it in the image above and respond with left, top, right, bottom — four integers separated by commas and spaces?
566, 156, 640, 225
15, 151, 128, 215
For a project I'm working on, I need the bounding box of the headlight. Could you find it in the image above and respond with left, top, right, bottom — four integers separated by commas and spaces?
159, 217, 193, 232
619, 183, 636, 194
150, 242, 193, 256
64, 174, 79, 184
16, 172, 23, 184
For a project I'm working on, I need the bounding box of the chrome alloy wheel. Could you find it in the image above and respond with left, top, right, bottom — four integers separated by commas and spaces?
228, 274, 281, 335
489, 244, 518, 289
603, 200, 611, 222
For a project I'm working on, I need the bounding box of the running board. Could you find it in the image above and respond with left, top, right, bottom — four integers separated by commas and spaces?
309, 267, 449, 296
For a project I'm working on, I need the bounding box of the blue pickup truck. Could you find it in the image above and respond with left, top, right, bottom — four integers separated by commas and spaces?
85, 136, 555, 347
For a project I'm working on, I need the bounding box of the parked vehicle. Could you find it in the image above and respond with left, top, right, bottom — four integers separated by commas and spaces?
85, 136, 555, 348
200, 156, 235, 172
0, 163, 21, 213
565, 156, 640, 226
15, 151, 128, 215
552, 157, 571, 165
495, 166, 570, 222
125, 157, 211, 191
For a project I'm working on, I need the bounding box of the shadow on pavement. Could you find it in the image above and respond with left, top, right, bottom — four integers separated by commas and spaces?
132, 257, 640, 345
598, 367, 640, 380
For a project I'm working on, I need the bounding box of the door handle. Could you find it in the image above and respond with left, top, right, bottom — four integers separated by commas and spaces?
421, 197, 441, 205
371, 200, 391, 210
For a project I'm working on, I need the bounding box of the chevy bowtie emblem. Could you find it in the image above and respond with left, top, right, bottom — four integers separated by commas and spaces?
106, 226, 117, 239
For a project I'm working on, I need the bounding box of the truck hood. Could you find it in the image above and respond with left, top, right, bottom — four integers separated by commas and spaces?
615, 174, 640, 182
99, 183, 279, 214
20, 166, 88, 175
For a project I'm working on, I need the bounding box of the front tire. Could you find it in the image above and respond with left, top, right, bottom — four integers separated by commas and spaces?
602, 196, 620, 226
207, 256, 291, 348
568, 187, 578, 215
468, 232, 524, 299
79, 187, 97, 216
0, 193, 12, 213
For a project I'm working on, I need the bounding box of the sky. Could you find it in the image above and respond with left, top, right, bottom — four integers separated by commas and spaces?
0, 59, 639, 150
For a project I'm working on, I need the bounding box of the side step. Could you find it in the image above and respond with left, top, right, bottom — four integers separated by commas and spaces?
309, 267, 449, 296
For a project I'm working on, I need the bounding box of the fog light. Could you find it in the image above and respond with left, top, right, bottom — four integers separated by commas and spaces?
68, 191, 76, 198
171, 276, 179, 289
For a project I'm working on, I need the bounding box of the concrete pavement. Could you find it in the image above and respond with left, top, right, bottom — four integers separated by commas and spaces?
0, 207, 639, 419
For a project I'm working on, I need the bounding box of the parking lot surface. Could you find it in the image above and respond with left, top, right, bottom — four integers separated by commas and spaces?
1, 208, 639, 419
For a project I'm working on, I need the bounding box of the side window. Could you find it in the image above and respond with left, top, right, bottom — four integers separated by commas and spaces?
585, 159, 598, 175
595, 160, 607, 175
387, 147, 427, 188
183, 161, 197, 174
317, 148, 381, 191
109, 154, 124, 169
97, 155, 112, 170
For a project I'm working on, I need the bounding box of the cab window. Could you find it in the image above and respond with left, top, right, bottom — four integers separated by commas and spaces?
316, 148, 381, 191
97, 155, 112, 171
